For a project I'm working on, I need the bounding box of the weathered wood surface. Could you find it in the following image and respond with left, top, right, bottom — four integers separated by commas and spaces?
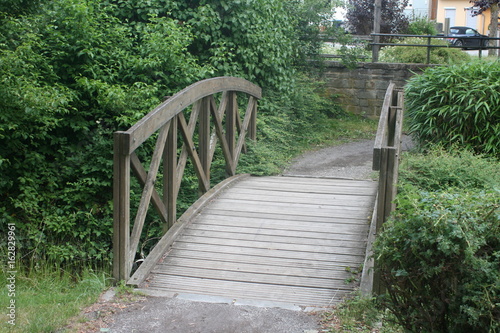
139, 175, 377, 307
114, 77, 261, 281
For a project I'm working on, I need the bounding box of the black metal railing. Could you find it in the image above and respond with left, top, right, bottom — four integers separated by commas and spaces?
370, 33, 500, 63
320, 33, 500, 63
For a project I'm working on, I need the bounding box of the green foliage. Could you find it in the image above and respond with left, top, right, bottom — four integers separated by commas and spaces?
287, 0, 345, 68
405, 61, 500, 156
398, 147, 500, 191
0, 0, 42, 16
321, 294, 403, 332
0, 0, 345, 268
103, 0, 343, 90
379, 37, 470, 64
374, 148, 500, 332
177, 0, 299, 92
405, 16, 438, 35
0, 0, 208, 266
0, 265, 109, 332
238, 74, 346, 175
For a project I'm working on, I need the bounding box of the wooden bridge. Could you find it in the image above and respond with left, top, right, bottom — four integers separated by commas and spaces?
113, 77, 403, 307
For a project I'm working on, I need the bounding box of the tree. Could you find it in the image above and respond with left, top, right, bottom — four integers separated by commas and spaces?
470, 0, 499, 56
345, 0, 409, 36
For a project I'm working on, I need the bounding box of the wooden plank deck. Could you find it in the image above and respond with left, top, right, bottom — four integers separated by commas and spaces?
139, 176, 378, 307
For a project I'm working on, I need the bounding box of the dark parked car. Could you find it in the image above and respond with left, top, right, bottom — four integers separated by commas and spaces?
447, 26, 489, 49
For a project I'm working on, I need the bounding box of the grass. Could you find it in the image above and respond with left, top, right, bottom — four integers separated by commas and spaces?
320, 294, 403, 333
320, 115, 379, 144
0, 265, 109, 333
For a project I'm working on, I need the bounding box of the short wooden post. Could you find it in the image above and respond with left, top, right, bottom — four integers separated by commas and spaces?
113, 132, 131, 281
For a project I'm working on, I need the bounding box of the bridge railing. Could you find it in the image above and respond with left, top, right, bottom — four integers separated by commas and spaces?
113, 77, 262, 282
362, 82, 404, 295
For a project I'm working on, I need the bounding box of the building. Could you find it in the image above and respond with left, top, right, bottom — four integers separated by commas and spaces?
430, 0, 496, 35
405, 0, 431, 18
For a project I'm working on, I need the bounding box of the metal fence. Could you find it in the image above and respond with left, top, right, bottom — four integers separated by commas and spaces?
370, 33, 500, 63
321, 33, 500, 63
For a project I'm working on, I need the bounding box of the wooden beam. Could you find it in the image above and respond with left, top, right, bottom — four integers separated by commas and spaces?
373, 82, 395, 171
178, 113, 210, 193
234, 97, 256, 167
225, 92, 237, 176
124, 77, 262, 154
175, 102, 201, 194
113, 132, 131, 281
210, 100, 236, 174
128, 122, 170, 263
164, 117, 178, 230
198, 97, 211, 195
130, 153, 168, 226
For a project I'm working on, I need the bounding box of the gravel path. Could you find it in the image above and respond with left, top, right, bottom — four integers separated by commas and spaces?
285, 136, 414, 180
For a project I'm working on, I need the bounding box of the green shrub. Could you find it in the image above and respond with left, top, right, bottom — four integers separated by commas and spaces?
405, 16, 438, 35
405, 61, 500, 157
379, 37, 470, 64
374, 148, 500, 332
0, 0, 345, 267
375, 189, 499, 332
398, 147, 500, 191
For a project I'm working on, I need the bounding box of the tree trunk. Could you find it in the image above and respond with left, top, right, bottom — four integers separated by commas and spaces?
489, 2, 499, 57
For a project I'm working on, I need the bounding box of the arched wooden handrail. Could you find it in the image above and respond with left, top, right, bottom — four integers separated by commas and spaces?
113, 77, 262, 281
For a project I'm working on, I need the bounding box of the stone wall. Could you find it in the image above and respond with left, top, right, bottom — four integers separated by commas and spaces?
319, 61, 435, 117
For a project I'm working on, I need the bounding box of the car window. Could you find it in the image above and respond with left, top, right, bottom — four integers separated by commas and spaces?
466, 29, 475, 35
450, 28, 460, 34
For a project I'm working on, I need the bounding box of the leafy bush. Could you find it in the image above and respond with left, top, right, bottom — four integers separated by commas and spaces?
398, 147, 500, 191
404, 16, 438, 35
374, 149, 500, 332
379, 37, 470, 64
405, 61, 500, 157
0, 0, 344, 267
238, 74, 345, 175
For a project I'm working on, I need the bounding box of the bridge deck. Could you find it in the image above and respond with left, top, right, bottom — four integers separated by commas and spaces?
139, 176, 377, 307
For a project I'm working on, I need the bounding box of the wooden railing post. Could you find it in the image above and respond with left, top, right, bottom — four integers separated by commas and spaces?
164, 117, 177, 231
366, 83, 405, 296
249, 97, 257, 141
113, 131, 131, 281
198, 97, 211, 195
226, 92, 237, 176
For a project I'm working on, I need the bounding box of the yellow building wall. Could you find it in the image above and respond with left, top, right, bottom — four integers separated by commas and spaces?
436, 0, 491, 34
